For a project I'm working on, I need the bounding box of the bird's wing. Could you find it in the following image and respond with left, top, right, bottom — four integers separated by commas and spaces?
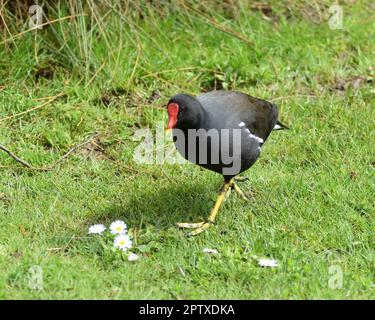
197, 90, 278, 141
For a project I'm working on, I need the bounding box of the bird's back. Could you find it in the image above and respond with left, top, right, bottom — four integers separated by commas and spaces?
197, 90, 278, 142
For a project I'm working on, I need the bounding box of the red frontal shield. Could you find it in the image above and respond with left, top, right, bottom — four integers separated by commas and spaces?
167, 103, 179, 129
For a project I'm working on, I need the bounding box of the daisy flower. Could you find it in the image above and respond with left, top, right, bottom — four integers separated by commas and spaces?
114, 234, 132, 252
110, 220, 127, 235
88, 224, 106, 235
258, 258, 278, 268
203, 248, 218, 254
128, 252, 139, 261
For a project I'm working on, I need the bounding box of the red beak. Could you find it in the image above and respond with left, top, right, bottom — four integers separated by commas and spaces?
166, 103, 179, 131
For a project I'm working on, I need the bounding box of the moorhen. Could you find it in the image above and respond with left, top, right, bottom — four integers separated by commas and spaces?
165, 90, 287, 236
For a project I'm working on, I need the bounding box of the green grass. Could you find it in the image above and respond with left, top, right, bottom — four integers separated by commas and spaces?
0, 1, 374, 299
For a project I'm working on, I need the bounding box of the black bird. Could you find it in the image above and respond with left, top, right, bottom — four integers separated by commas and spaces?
165, 90, 287, 236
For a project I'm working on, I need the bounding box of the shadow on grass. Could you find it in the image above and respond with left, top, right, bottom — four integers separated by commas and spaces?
93, 178, 222, 231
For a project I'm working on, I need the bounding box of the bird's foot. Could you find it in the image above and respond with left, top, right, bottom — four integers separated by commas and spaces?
177, 179, 233, 237
177, 221, 213, 236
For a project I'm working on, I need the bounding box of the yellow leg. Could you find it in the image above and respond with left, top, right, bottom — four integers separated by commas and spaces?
177, 178, 234, 236
224, 184, 231, 199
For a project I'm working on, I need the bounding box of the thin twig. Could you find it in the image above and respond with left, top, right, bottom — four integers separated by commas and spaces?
0, 144, 35, 169
0, 1, 18, 49
51, 132, 98, 166
179, 1, 253, 46
140, 66, 221, 79
85, 62, 106, 88
0, 91, 65, 122
270, 94, 317, 102
0, 132, 98, 171
127, 32, 142, 89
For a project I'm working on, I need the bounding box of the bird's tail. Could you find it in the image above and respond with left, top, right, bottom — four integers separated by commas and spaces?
271, 103, 289, 130
273, 120, 289, 130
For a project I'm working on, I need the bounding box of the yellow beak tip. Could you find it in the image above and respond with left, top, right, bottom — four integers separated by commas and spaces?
165, 128, 172, 134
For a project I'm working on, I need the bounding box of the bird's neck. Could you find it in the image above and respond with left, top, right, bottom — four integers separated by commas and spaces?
182, 104, 206, 131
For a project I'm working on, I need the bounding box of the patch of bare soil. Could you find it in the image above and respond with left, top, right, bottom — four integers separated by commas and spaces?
331, 74, 374, 92
78, 136, 106, 161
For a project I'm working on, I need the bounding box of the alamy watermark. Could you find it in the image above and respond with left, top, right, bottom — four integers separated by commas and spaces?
328, 4, 344, 30
328, 265, 343, 289
29, 4, 44, 29
132, 122, 256, 176
27, 265, 43, 290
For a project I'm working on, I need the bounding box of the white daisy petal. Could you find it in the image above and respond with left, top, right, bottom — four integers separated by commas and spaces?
110, 220, 127, 235
203, 248, 218, 254
128, 253, 139, 261
114, 234, 132, 252
88, 224, 106, 235
258, 258, 278, 268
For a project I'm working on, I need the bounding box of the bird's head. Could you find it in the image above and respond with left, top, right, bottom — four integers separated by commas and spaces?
165, 94, 205, 133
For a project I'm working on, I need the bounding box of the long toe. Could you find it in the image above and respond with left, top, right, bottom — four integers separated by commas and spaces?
233, 183, 249, 201
177, 222, 205, 229
188, 222, 211, 236
234, 176, 249, 182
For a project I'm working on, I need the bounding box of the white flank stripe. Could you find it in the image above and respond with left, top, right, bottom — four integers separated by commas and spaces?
239, 122, 264, 145
249, 133, 264, 144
